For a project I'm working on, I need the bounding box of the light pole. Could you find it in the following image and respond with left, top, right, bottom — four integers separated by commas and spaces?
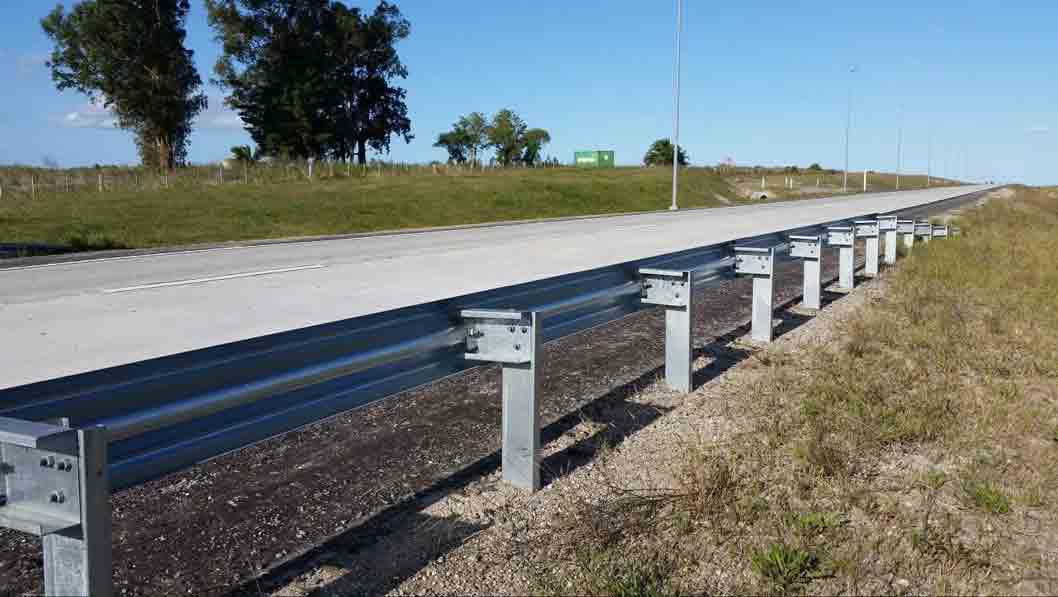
843, 66, 856, 192
670, 0, 683, 211
896, 105, 903, 190
927, 126, 933, 187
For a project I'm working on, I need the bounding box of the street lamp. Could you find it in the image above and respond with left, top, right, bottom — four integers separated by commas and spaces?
670, 0, 683, 211
843, 65, 856, 193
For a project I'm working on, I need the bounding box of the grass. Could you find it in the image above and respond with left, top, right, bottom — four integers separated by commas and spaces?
0, 167, 739, 251
539, 185, 1058, 595
0, 164, 965, 254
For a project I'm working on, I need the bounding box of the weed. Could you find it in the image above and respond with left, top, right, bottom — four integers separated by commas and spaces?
962, 479, 1011, 514
751, 543, 819, 593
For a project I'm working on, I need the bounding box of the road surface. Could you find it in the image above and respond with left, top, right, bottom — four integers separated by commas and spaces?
0, 185, 991, 389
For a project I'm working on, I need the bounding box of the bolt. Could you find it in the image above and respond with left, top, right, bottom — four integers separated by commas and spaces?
514, 344, 522, 351
50, 491, 65, 504
0, 494, 6, 507
62, 460, 73, 472
521, 327, 528, 334
40, 457, 49, 467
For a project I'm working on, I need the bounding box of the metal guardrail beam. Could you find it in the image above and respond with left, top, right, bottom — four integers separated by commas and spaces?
0, 187, 990, 595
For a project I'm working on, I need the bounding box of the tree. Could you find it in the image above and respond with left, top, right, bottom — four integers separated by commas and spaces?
643, 138, 689, 166
487, 109, 527, 167
521, 129, 551, 166
434, 130, 470, 163
458, 112, 489, 165
42, 0, 206, 170
207, 0, 412, 164
231, 145, 255, 162
808, 163, 823, 171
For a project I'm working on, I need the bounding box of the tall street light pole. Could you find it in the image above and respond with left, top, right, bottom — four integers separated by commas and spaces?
927, 126, 933, 187
843, 66, 856, 193
670, 0, 683, 211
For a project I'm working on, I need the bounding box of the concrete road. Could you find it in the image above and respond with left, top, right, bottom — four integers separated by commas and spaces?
0, 186, 990, 389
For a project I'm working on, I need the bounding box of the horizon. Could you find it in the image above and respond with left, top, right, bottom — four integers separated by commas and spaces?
1, 0, 1054, 185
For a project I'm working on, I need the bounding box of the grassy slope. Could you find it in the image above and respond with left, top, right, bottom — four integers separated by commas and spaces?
548, 186, 1058, 595
0, 167, 738, 250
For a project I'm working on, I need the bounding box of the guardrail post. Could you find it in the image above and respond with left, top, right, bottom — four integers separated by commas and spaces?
898, 219, 915, 251
914, 220, 932, 244
639, 269, 693, 392
0, 419, 113, 597
734, 247, 775, 342
789, 235, 823, 310
461, 310, 540, 491
877, 216, 899, 265
855, 220, 881, 277
932, 224, 949, 239
827, 226, 855, 290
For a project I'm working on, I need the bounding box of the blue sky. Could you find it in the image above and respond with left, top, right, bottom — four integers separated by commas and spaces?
1, 0, 1055, 184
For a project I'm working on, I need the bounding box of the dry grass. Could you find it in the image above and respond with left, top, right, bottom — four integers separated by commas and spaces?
541, 186, 1058, 595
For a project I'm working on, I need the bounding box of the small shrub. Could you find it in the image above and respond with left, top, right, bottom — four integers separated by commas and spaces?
963, 479, 1011, 514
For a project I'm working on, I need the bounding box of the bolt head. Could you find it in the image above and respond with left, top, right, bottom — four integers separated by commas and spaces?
514, 344, 522, 351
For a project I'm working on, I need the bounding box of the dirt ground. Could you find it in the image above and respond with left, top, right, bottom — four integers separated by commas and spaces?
0, 195, 990, 597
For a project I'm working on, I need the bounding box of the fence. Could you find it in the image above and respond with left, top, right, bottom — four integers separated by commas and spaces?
0, 186, 989, 595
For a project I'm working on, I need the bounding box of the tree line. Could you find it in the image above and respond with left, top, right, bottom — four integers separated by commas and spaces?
41, 0, 413, 170
433, 110, 551, 167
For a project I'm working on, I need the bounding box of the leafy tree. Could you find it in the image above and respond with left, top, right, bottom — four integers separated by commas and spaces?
458, 112, 489, 165
487, 109, 527, 167
42, 0, 206, 170
808, 163, 823, 171
521, 129, 551, 166
643, 138, 688, 166
207, 0, 412, 164
230, 145, 255, 162
434, 130, 470, 163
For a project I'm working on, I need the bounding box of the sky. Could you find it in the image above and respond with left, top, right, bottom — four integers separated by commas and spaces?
0, 0, 1055, 184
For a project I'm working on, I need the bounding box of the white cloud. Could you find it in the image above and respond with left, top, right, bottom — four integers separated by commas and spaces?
56, 99, 120, 129
194, 97, 246, 130
1027, 124, 1050, 135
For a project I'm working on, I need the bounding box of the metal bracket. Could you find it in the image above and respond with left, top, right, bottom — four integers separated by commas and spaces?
788, 235, 822, 259
639, 268, 690, 308
462, 310, 535, 365
914, 220, 932, 238
733, 246, 774, 277
826, 226, 854, 247
897, 220, 915, 235
878, 216, 899, 265
877, 216, 898, 232
0, 419, 81, 536
854, 220, 880, 238
932, 224, 949, 238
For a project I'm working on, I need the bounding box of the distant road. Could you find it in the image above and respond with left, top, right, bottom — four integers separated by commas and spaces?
0, 185, 992, 389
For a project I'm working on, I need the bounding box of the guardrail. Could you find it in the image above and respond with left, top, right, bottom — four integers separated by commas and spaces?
0, 188, 986, 596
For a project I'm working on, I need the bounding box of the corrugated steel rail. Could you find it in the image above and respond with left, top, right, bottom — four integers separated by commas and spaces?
0, 186, 990, 595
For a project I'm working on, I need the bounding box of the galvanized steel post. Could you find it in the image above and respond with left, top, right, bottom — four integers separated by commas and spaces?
855, 220, 880, 277
898, 219, 915, 250
462, 310, 541, 491
827, 226, 856, 290
915, 220, 932, 244
639, 269, 693, 392
0, 419, 113, 597
789, 235, 823, 310
878, 216, 899, 265
734, 247, 775, 342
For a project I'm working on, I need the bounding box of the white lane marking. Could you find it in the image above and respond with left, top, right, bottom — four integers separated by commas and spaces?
102, 264, 325, 294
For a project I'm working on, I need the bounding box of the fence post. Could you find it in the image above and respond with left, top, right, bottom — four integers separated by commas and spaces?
878, 216, 899, 265
98, 174, 103, 193
461, 310, 541, 491
639, 269, 694, 392
827, 226, 856, 290
855, 220, 880, 277
734, 246, 776, 342
789, 235, 823, 309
